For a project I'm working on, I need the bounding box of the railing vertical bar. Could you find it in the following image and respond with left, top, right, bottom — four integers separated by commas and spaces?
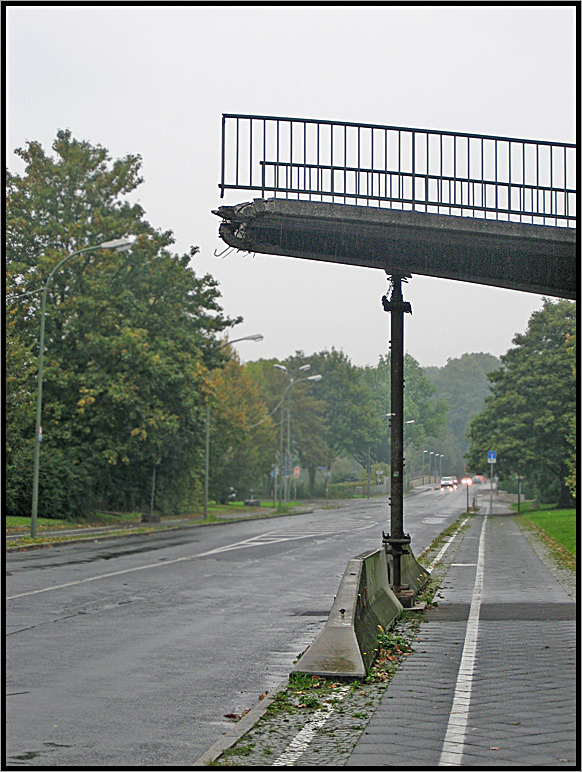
235, 117, 239, 188
495, 140, 499, 220
453, 135, 456, 213
366, 129, 374, 206
398, 131, 401, 207
263, 119, 267, 197
563, 147, 567, 219
536, 145, 540, 223
303, 121, 307, 202
344, 124, 347, 204
508, 141, 512, 221
357, 126, 361, 201
412, 130, 416, 212
550, 145, 554, 225
467, 138, 471, 213
288, 119, 293, 199
426, 132, 429, 212
330, 123, 334, 201
317, 121, 323, 201
440, 133, 444, 215
385, 128, 388, 203
522, 141, 525, 223
275, 119, 280, 195
220, 114, 226, 198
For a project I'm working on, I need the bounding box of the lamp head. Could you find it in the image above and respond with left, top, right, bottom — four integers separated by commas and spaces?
100, 236, 136, 252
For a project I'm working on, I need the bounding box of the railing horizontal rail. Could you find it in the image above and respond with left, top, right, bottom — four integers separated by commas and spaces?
222, 113, 576, 149
219, 114, 576, 227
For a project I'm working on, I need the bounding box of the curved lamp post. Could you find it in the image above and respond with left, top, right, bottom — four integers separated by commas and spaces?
30, 237, 136, 537
203, 334, 263, 518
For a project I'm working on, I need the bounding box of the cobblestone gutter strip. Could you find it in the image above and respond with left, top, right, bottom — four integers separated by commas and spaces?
196, 515, 472, 768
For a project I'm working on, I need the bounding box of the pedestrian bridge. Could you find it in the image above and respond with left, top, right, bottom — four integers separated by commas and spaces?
213, 114, 576, 299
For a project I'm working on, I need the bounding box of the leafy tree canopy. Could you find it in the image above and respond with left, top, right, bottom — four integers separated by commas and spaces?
6, 130, 238, 517
466, 299, 576, 507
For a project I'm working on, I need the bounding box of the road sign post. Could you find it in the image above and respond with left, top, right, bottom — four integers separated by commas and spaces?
488, 451, 496, 514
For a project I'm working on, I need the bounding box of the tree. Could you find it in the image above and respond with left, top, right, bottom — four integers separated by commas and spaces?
360, 354, 448, 476
246, 356, 328, 495
466, 299, 576, 507
207, 352, 276, 503
6, 130, 237, 518
307, 349, 375, 474
424, 352, 500, 477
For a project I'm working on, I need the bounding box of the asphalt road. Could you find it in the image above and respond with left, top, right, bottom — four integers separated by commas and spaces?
5, 486, 469, 767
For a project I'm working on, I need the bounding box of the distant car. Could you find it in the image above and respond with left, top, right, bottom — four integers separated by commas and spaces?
452, 477, 459, 488
440, 476, 456, 491
472, 474, 487, 484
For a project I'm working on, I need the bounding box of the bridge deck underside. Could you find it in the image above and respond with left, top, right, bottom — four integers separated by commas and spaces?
213, 199, 577, 299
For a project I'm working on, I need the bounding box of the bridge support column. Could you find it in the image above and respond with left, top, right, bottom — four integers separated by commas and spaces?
382, 274, 413, 603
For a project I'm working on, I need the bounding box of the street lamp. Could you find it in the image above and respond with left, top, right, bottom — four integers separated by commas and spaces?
29, 237, 136, 537
461, 476, 473, 512
403, 420, 415, 490
429, 451, 434, 485
273, 365, 322, 505
203, 334, 264, 518
423, 450, 428, 485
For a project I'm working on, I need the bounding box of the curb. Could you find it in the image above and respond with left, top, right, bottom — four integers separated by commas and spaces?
192, 679, 289, 767
4, 505, 336, 553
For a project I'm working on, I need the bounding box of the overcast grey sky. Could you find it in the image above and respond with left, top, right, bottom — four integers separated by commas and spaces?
6, 5, 576, 368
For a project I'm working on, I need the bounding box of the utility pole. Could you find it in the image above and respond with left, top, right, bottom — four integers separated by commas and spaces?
382, 274, 412, 600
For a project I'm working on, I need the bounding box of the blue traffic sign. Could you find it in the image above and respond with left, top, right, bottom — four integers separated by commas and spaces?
487, 451, 497, 463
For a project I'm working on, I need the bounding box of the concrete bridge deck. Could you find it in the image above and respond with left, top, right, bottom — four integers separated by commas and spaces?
213, 198, 577, 300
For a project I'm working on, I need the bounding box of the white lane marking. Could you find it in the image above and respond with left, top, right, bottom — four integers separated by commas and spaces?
426, 517, 469, 573
6, 522, 378, 600
439, 516, 487, 766
271, 686, 350, 766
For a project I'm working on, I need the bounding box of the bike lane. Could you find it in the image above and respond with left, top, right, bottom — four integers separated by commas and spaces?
347, 508, 576, 767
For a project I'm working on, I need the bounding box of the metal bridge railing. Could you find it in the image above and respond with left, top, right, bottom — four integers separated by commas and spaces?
219, 114, 576, 228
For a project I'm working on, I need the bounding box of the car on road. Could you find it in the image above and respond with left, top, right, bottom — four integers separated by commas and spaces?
440, 476, 457, 491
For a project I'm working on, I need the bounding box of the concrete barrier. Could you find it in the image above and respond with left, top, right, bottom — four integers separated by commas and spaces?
387, 548, 431, 596
291, 549, 403, 679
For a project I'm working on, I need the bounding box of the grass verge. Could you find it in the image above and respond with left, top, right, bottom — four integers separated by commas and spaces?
512, 504, 576, 571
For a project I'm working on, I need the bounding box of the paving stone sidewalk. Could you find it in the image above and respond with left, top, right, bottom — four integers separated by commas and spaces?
347, 507, 576, 768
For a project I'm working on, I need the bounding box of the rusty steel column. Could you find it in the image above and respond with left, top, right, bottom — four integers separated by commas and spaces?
382, 274, 412, 597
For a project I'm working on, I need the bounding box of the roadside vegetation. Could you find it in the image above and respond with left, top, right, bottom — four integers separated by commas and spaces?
466, 300, 576, 507
6, 130, 576, 526
513, 503, 576, 571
